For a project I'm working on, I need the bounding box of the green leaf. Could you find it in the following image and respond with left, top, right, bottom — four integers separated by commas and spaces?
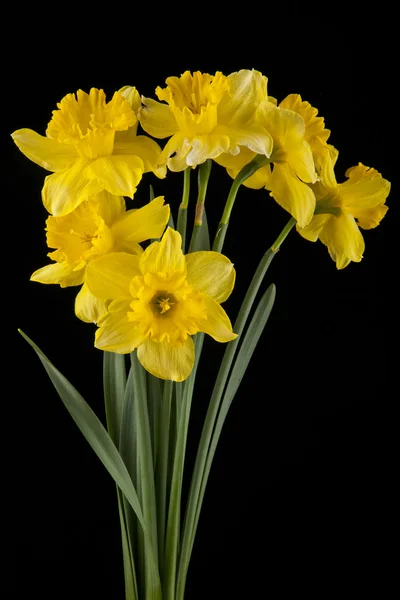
103, 352, 126, 446
164, 334, 204, 600
193, 284, 276, 556
147, 373, 163, 470
224, 283, 276, 406
130, 352, 159, 597
19, 329, 161, 599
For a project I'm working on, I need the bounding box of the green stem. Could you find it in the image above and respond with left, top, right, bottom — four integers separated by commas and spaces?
130, 352, 159, 596
212, 155, 270, 253
271, 216, 296, 251
103, 353, 137, 600
177, 217, 295, 600
164, 334, 204, 600
156, 380, 173, 580
188, 160, 212, 253
177, 168, 191, 251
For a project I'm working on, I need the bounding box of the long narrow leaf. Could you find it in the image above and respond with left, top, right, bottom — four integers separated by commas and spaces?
103, 352, 136, 600
193, 284, 276, 552
130, 352, 160, 597
103, 352, 126, 446
147, 373, 163, 470
19, 329, 161, 598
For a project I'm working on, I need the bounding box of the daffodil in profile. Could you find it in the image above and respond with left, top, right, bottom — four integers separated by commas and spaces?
139, 70, 273, 171
297, 148, 390, 268
12, 87, 166, 216
31, 193, 170, 322
86, 228, 237, 381
220, 95, 327, 227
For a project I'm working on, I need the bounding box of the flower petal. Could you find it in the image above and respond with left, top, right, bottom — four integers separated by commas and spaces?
185, 134, 230, 167
186, 251, 236, 302
137, 337, 194, 381
30, 261, 82, 285
87, 155, 145, 198
114, 134, 166, 178
139, 96, 178, 138
353, 205, 389, 230
162, 134, 192, 171
297, 214, 331, 242
140, 228, 185, 275
95, 302, 145, 353
340, 164, 391, 211
286, 140, 316, 184
199, 294, 237, 342
112, 196, 170, 251
95, 191, 126, 226
86, 252, 141, 301
11, 129, 78, 172
319, 212, 365, 269
215, 124, 273, 157
75, 282, 108, 323
42, 159, 102, 216
119, 86, 142, 116
218, 69, 268, 125
269, 163, 316, 228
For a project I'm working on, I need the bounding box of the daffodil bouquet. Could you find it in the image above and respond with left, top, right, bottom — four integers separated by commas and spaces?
13, 70, 390, 600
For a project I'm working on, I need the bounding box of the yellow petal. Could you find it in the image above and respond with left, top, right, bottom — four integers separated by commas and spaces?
319, 212, 365, 269
269, 163, 316, 227
353, 205, 389, 230
112, 196, 170, 251
140, 228, 185, 275
95, 302, 145, 353
186, 251, 236, 302
279, 94, 330, 149
162, 134, 192, 171
75, 282, 108, 323
257, 102, 305, 147
215, 148, 271, 189
199, 294, 237, 342
218, 69, 268, 125
87, 155, 145, 198
139, 96, 178, 138
42, 159, 102, 216
86, 252, 141, 301
119, 86, 142, 116
30, 261, 81, 285
287, 140, 316, 183
114, 134, 166, 178
186, 134, 230, 167
94, 191, 126, 226
137, 337, 194, 382
215, 124, 273, 158
296, 214, 331, 242
339, 164, 391, 211
12, 129, 78, 172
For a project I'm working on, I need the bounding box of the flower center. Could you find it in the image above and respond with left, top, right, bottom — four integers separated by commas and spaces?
128, 273, 207, 345
46, 199, 115, 268
150, 291, 177, 316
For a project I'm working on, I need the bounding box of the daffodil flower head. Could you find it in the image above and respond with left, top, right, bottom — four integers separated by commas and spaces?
139, 70, 273, 171
86, 228, 237, 381
31, 193, 170, 322
297, 148, 390, 269
12, 87, 166, 216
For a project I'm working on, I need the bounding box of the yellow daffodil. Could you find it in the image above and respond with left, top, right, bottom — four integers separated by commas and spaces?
220, 95, 325, 227
31, 193, 170, 322
86, 228, 237, 381
139, 70, 273, 171
12, 87, 166, 216
297, 148, 390, 268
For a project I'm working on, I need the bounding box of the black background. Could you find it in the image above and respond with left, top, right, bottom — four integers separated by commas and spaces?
8, 11, 397, 600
